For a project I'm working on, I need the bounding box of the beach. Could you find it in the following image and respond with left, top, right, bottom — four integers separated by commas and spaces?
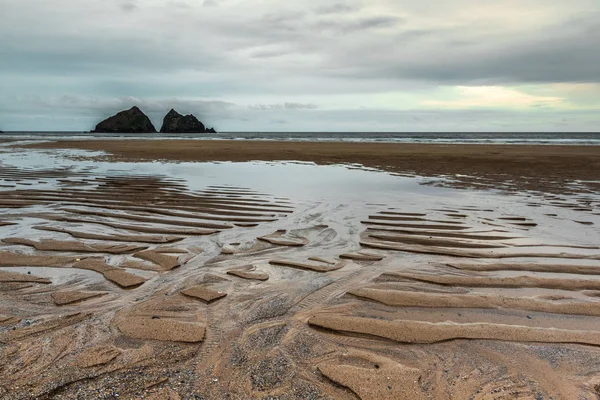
24, 140, 600, 194
1, 139, 600, 399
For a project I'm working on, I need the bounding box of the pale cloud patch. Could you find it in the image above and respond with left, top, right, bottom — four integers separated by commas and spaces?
422, 86, 564, 109
315, 3, 357, 15
547, 83, 600, 107
248, 103, 318, 111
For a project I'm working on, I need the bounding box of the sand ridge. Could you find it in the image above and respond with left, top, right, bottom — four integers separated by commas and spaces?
59, 207, 235, 230
349, 287, 600, 317
41, 215, 221, 235
52, 290, 108, 305
0, 250, 78, 267
181, 284, 228, 303
318, 350, 425, 400
0, 270, 51, 284
0, 313, 91, 344
74, 345, 122, 368
3, 237, 147, 254
367, 232, 508, 249
134, 249, 183, 271
308, 314, 600, 346
388, 272, 600, 291
73, 259, 147, 288
115, 316, 206, 343
34, 225, 185, 244
269, 259, 348, 272
258, 230, 309, 247
227, 265, 270, 281
447, 262, 600, 275
360, 239, 600, 259
339, 251, 385, 261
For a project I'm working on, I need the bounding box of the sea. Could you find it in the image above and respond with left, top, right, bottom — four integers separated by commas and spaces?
1, 131, 600, 145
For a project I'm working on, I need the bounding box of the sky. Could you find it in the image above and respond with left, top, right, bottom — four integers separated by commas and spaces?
1, 0, 599, 132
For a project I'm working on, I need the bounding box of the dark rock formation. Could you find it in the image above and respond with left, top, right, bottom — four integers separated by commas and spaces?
160, 109, 216, 133
92, 106, 156, 133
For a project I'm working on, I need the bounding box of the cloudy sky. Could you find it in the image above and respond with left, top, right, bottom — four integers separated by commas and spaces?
1, 0, 599, 132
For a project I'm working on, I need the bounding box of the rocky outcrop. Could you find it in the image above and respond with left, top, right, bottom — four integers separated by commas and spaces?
92, 106, 156, 133
160, 109, 216, 133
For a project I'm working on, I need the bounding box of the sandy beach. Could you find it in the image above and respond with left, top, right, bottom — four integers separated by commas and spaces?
24, 140, 600, 193
1, 140, 600, 399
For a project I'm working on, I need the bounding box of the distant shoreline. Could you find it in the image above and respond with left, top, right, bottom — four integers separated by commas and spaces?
3, 131, 600, 145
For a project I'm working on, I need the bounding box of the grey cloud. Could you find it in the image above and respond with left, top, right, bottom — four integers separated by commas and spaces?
249, 103, 318, 110
329, 14, 600, 84
261, 10, 307, 32
288, 13, 593, 86
283, 102, 318, 110
249, 48, 291, 59
258, 9, 400, 37
2, 1, 598, 88
354, 16, 402, 30
406, 22, 600, 83
314, 15, 402, 34
315, 3, 356, 15
168, 1, 194, 9
119, 2, 137, 11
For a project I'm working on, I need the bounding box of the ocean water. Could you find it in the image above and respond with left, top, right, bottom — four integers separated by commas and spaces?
1, 131, 600, 145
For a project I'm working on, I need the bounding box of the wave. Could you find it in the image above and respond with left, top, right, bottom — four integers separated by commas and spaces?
2, 131, 600, 145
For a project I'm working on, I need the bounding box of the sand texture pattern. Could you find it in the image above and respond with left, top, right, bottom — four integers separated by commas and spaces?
1, 153, 600, 399
116, 316, 206, 343
308, 314, 600, 345
181, 284, 228, 303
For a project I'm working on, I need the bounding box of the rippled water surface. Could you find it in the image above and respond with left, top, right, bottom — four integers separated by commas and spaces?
2, 131, 600, 144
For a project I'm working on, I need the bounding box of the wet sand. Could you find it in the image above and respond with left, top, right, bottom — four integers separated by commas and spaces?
1, 144, 600, 399
21, 140, 600, 193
